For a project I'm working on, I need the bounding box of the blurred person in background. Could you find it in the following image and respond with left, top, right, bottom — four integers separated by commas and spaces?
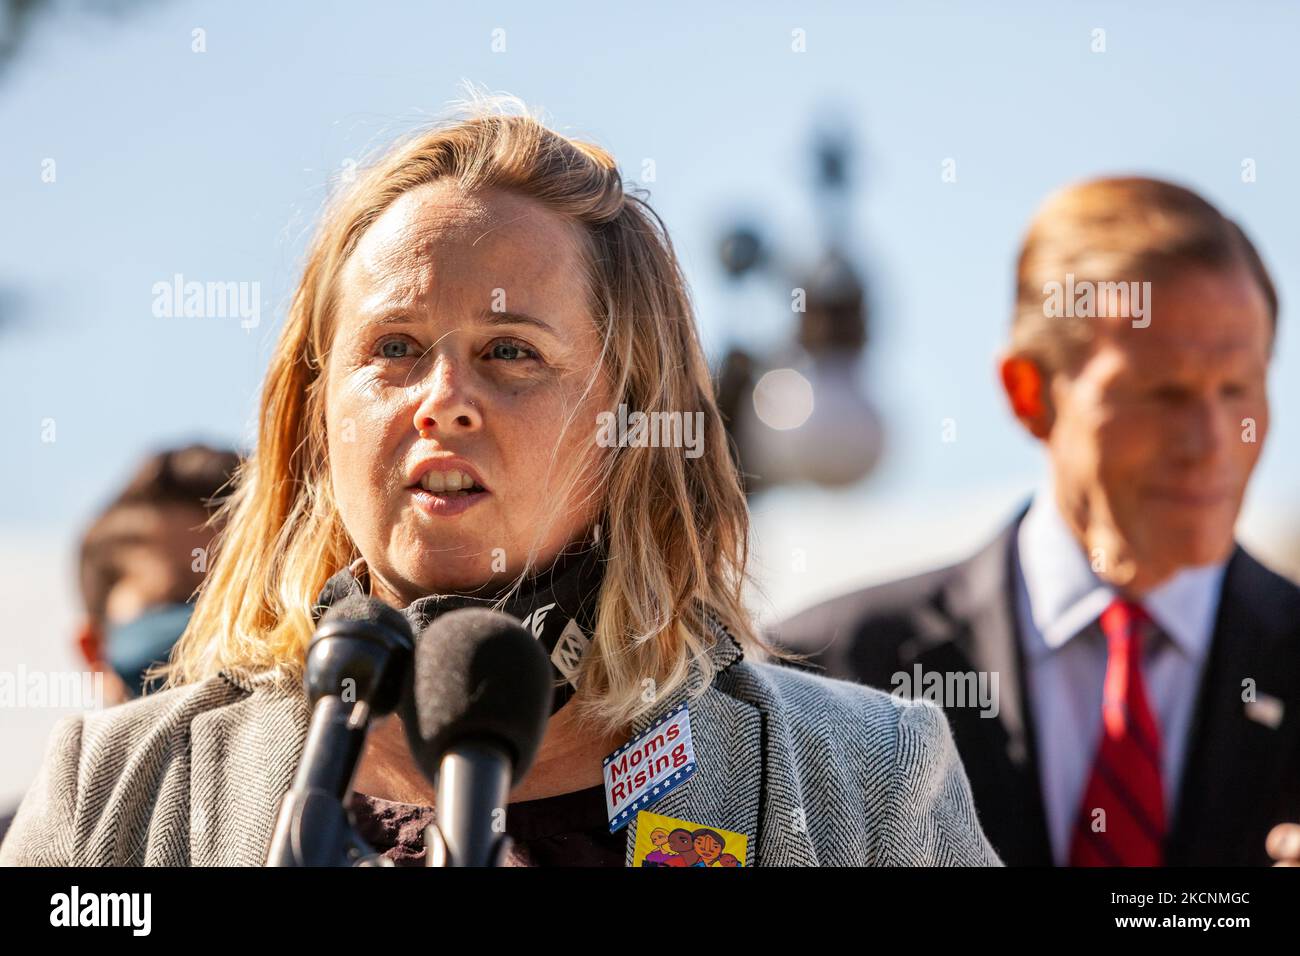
76, 443, 240, 703
777, 177, 1300, 866
0, 443, 238, 844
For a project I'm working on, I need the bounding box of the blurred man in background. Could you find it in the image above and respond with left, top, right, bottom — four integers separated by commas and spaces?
75, 443, 239, 704
777, 177, 1300, 866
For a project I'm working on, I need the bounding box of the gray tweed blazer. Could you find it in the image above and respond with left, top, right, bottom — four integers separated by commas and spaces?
0, 628, 1001, 867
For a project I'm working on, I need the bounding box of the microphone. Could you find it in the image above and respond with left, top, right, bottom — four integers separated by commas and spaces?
401, 608, 553, 867
266, 595, 415, 866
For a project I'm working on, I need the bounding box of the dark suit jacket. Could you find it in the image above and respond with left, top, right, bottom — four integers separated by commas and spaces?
774, 514, 1300, 866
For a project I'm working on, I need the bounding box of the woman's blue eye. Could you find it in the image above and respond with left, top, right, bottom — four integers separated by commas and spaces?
378, 338, 413, 359
489, 341, 535, 361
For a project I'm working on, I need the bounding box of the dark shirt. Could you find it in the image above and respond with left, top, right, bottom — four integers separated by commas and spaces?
346, 785, 625, 867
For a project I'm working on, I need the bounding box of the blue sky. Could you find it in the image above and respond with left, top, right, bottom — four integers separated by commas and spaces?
2, 0, 1298, 578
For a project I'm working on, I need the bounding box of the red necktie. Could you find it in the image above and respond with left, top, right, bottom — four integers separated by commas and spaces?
1068, 599, 1166, 866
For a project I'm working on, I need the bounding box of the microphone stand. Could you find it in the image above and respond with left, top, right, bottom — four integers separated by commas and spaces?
265, 598, 414, 868
422, 740, 516, 867
267, 699, 394, 867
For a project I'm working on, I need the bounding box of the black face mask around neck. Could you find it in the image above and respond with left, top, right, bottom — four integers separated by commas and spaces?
313, 546, 607, 715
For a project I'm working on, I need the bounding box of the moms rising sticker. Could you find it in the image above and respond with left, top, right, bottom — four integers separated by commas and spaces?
603, 702, 696, 832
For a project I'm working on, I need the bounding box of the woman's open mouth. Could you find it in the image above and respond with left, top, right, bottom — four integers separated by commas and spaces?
407, 465, 490, 516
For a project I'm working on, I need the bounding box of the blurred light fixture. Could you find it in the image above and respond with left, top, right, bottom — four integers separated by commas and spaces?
713, 120, 884, 494
752, 368, 814, 431
737, 354, 883, 488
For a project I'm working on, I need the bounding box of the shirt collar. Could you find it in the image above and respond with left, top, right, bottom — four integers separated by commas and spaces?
1017, 488, 1226, 660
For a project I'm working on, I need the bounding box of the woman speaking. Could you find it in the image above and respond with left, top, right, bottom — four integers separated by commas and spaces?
1, 100, 998, 867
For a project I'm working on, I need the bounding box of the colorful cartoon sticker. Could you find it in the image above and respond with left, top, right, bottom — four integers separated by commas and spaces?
631, 810, 748, 867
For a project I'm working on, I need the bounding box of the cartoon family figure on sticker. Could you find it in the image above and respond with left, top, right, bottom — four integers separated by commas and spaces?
631, 808, 749, 867
642, 826, 742, 866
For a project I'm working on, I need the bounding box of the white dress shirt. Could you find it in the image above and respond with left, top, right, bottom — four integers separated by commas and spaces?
1013, 489, 1226, 865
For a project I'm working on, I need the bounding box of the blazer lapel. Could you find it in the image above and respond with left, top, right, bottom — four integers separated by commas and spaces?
620, 685, 765, 866
1167, 547, 1300, 865
922, 514, 1053, 865
944, 520, 1034, 769
620, 632, 769, 867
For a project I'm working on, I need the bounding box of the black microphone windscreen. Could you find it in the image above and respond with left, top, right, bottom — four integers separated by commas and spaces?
403, 608, 553, 784
320, 594, 411, 636
307, 595, 414, 712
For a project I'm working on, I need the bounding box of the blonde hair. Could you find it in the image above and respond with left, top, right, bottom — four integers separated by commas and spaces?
163, 97, 762, 734
1011, 175, 1278, 374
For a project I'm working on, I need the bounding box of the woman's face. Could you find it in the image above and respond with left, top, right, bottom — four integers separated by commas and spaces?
324, 182, 609, 603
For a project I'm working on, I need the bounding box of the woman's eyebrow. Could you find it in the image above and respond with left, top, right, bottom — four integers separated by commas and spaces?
356, 308, 559, 337
478, 309, 558, 337
357, 310, 419, 332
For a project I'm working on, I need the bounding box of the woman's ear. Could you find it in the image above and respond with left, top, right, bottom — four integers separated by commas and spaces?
998, 354, 1054, 440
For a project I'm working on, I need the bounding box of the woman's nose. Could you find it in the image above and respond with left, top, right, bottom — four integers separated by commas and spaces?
412, 359, 482, 438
